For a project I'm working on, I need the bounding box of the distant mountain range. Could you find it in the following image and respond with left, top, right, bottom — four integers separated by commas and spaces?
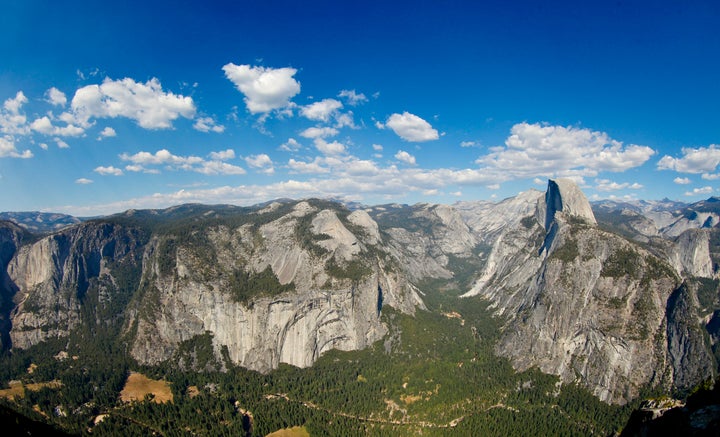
0, 211, 81, 233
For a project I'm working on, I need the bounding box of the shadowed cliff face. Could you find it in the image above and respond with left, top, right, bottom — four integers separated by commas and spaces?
0, 221, 29, 349
6, 222, 147, 349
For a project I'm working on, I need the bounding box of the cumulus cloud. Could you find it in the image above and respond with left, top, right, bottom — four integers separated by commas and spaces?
222, 63, 301, 114
595, 178, 643, 192
31, 116, 85, 137
383, 112, 439, 142
702, 173, 720, 181
288, 157, 330, 174
299, 126, 338, 139
372, 144, 383, 151
120, 149, 202, 167
338, 89, 367, 105
395, 150, 416, 165
333, 111, 356, 129
55, 138, 70, 149
684, 186, 714, 196
70, 77, 196, 129
657, 145, 720, 174
461, 141, 479, 148
314, 138, 346, 155
0, 136, 32, 158
45, 87, 67, 106
75, 178, 93, 184
195, 161, 246, 175
65, 155, 506, 216
98, 127, 116, 139
300, 98, 342, 122
208, 149, 235, 161
118, 148, 244, 175
279, 138, 302, 152
1, 92, 29, 135
3, 91, 27, 113
245, 153, 274, 174
476, 122, 656, 179
193, 116, 225, 133
674, 177, 692, 184
94, 165, 123, 176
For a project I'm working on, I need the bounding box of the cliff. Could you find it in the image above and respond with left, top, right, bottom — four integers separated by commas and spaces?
5, 201, 423, 373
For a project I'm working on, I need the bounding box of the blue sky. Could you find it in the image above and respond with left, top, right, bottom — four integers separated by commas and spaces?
1, 0, 719, 215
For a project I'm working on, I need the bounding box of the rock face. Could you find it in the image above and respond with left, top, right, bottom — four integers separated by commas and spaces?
7, 222, 146, 349
369, 203, 480, 282
4, 201, 422, 373
0, 221, 29, 349
463, 179, 716, 404
541, 178, 597, 229
666, 284, 717, 393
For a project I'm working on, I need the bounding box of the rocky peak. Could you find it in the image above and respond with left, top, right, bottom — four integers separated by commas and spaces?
541, 178, 597, 230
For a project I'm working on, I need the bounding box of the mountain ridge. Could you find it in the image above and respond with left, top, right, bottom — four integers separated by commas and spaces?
1, 180, 719, 408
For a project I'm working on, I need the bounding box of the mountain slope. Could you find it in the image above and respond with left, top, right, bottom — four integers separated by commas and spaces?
462, 179, 716, 404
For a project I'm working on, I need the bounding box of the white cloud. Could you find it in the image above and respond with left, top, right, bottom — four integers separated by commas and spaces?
315, 138, 346, 155
245, 153, 274, 174
98, 127, 116, 139
657, 144, 720, 174
3, 91, 27, 113
55, 138, 70, 149
45, 87, 67, 106
300, 98, 342, 122
70, 77, 196, 129
702, 173, 720, 180
39, 143, 48, 150
94, 165, 123, 176
196, 161, 246, 175
62, 157, 506, 216
333, 111, 356, 129
674, 177, 692, 184
75, 178, 93, 184
288, 158, 330, 174
477, 122, 655, 179
395, 150, 416, 165
125, 164, 161, 174
30, 116, 84, 137
300, 127, 338, 139
208, 149, 235, 161
222, 63, 301, 114
338, 89, 367, 105
120, 149, 203, 166
684, 186, 714, 196
1, 92, 29, 135
0, 136, 32, 158
279, 138, 302, 152
372, 144, 383, 151
118, 148, 245, 175
461, 141, 479, 148
193, 116, 225, 133
595, 178, 643, 192
384, 112, 439, 142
